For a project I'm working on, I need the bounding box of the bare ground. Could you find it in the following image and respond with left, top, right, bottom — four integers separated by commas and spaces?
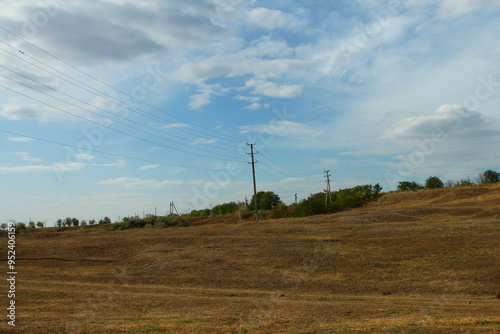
1, 184, 499, 333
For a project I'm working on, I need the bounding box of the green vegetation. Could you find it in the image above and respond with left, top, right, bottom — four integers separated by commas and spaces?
4, 169, 498, 232
248, 191, 282, 210
425, 176, 444, 189
106, 214, 188, 231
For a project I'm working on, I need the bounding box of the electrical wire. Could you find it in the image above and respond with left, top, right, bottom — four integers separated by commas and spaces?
0, 82, 246, 162
0, 129, 230, 172
0, 25, 242, 142
0, 43, 239, 149
0, 71, 242, 160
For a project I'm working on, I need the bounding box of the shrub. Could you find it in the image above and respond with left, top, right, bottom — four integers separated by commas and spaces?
397, 181, 424, 191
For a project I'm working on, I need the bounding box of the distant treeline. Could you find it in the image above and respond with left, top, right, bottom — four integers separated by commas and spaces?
3, 170, 498, 233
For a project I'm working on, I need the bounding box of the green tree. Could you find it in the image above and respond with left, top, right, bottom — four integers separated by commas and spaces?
0, 223, 7, 230
397, 181, 424, 191
89, 219, 96, 225
425, 176, 444, 189
477, 169, 500, 184
99, 216, 111, 224
36, 221, 44, 228
71, 218, 79, 226
80, 220, 87, 226
15, 222, 27, 233
248, 191, 281, 210
64, 217, 72, 227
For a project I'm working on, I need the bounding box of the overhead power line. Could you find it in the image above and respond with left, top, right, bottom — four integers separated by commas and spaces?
0, 129, 230, 172
0, 72, 241, 160
0, 82, 245, 162
0, 25, 241, 143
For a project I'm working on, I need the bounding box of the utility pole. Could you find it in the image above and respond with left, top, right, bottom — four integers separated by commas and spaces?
247, 143, 259, 222
324, 170, 332, 207
170, 201, 179, 216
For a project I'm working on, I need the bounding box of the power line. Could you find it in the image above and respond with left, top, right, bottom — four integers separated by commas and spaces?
0, 43, 239, 148
0, 63, 238, 152
0, 25, 242, 142
0, 72, 241, 160
259, 150, 310, 177
0, 129, 229, 172
0, 82, 245, 162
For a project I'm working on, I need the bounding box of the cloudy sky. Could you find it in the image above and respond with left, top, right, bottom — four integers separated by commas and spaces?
1, 0, 499, 224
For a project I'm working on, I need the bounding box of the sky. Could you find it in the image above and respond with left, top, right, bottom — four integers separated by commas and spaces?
0, 0, 499, 225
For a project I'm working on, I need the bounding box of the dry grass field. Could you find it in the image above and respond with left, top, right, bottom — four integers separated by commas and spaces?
1, 184, 500, 333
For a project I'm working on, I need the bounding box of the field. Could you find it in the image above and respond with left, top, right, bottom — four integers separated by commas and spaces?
1, 184, 500, 333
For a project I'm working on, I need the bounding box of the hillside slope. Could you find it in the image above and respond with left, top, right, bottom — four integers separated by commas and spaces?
1, 184, 499, 333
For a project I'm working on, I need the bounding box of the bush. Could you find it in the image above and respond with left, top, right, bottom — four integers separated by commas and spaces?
397, 181, 424, 191
112, 214, 188, 231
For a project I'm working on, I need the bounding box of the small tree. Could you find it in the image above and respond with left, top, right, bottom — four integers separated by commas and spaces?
36, 221, 44, 228
425, 176, 444, 189
0, 223, 7, 230
64, 217, 72, 227
71, 218, 79, 226
15, 222, 27, 233
397, 181, 424, 191
248, 191, 281, 210
477, 169, 500, 184
99, 216, 111, 224
89, 219, 96, 225
28, 221, 36, 229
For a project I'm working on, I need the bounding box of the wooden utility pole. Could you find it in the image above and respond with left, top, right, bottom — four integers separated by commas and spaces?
247, 143, 259, 222
324, 170, 332, 207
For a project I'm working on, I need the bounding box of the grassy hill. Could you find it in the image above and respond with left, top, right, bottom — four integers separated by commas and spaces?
1, 184, 500, 333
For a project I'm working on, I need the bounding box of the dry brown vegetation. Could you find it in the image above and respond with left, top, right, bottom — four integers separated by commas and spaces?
1, 184, 500, 333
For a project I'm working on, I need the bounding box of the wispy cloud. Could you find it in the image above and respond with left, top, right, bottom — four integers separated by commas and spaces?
99, 177, 183, 190
13, 152, 41, 162
138, 164, 159, 170
7, 137, 32, 142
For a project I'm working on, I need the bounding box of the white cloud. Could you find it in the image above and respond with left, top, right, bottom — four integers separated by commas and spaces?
188, 84, 223, 109
7, 137, 32, 142
75, 153, 95, 161
0, 162, 86, 174
99, 177, 183, 190
244, 102, 261, 110
433, 0, 500, 18
245, 79, 303, 98
240, 120, 321, 139
138, 164, 159, 170
192, 138, 217, 145
162, 123, 187, 129
247, 7, 306, 30
13, 152, 41, 162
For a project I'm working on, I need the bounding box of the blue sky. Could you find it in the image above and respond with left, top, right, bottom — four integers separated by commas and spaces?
0, 0, 499, 224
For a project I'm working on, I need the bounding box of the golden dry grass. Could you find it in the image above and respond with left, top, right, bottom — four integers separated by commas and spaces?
1, 184, 500, 333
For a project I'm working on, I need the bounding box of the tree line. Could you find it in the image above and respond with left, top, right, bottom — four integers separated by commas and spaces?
397, 169, 499, 191
3, 169, 498, 233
